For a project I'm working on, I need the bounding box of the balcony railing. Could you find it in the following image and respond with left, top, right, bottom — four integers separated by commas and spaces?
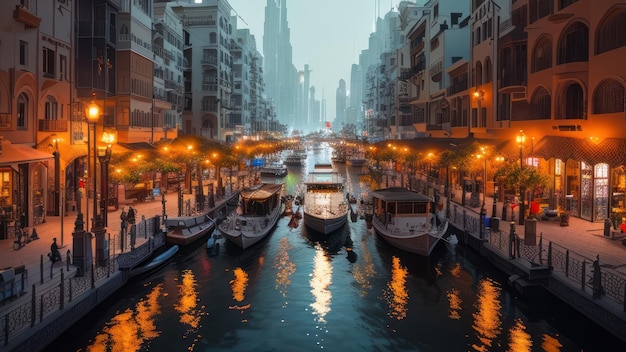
38, 119, 68, 132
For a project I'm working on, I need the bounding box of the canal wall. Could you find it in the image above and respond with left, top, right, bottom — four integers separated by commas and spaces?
449, 211, 626, 343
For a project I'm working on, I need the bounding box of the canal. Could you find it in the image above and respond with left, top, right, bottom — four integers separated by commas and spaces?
43, 145, 625, 351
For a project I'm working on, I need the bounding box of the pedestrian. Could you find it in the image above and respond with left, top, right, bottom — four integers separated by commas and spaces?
127, 206, 136, 225
50, 237, 61, 263
120, 207, 129, 251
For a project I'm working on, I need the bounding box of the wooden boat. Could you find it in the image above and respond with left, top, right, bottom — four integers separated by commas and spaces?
219, 183, 284, 249
260, 162, 288, 177
369, 187, 449, 256
128, 245, 179, 279
165, 213, 215, 245
303, 164, 348, 234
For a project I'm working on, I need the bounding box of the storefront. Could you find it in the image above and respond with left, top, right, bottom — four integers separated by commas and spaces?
0, 139, 54, 237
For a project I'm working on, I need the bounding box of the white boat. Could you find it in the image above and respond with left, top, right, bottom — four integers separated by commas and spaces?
303, 164, 348, 234
219, 183, 284, 249
369, 187, 449, 256
284, 152, 306, 166
165, 214, 215, 245
260, 162, 288, 177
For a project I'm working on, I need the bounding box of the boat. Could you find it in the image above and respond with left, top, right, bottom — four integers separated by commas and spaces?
260, 162, 288, 178
284, 151, 306, 166
219, 183, 285, 249
128, 245, 179, 279
165, 213, 216, 245
369, 187, 449, 256
302, 164, 348, 234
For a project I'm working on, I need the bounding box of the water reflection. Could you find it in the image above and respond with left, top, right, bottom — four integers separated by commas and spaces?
309, 244, 332, 323
383, 256, 409, 320
447, 288, 462, 320
274, 237, 296, 300
86, 284, 163, 352
351, 233, 376, 296
541, 334, 563, 352
508, 318, 532, 352
229, 267, 251, 321
471, 278, 502, 351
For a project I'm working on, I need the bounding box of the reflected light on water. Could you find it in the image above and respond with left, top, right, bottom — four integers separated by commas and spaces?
508, 318, 532, 352
86, 284, 163, 352
351, 235, 376, 296
274, 237, 296, 298
471, 278, 502, 351
309, 244, 332, 323
447, 288, 462, 320
450, 262, 462, 277
175, 269, 201, 330
383, 256, 409, 320
231, 267, 249, 302
541, 333, 563, 352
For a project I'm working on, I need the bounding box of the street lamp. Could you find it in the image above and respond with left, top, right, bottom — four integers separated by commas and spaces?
477, 147, 487, 239
516, 130, 526, 225
86, 98, 100, 229
492, 155, 505, 218
98, 132, 114, 227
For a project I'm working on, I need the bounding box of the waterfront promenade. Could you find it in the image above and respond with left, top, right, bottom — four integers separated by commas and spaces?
1, 184, 626, 349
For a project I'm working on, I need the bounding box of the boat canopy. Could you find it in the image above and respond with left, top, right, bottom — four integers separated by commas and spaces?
240, 183, 283, 201
370, 187, 433, 202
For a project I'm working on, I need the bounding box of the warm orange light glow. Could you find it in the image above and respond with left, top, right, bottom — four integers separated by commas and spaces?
384, 256, 409, 320
447, 288, 462, 320
230, 267, 249, 302
274, 237, 296, 299
87, 101, 100, 123
516, 130, 526, 145
175, 269, 201, 329
310, 244, 332, 323
508, 318, 532, 352
471, 278, 502, 350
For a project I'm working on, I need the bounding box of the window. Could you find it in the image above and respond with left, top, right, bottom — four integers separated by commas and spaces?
60, 55, 67, 81
17, 93, 27, 129
43, 47, 55, 77
45, 96, 58, 120
557, 22, 588, 64
531, 87, 551, 119
559, 0, 578, 10
19, 41, 28, 66
596, 10, 626, 54
563, 83, 584, 119
532, 36, 552, 72
593, 79, 624, 114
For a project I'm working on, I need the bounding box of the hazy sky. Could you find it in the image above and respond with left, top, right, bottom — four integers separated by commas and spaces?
227, 0, 392, 121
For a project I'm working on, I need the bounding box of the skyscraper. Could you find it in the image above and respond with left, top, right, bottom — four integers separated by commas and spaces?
263, 0, 298, 129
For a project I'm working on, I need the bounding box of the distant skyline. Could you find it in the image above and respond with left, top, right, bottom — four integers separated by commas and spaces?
228, 0, 399, 122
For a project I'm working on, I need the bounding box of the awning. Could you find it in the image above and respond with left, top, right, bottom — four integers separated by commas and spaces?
533, 136, 626, 167
36, 135, 87, 165
0, 140, 54, 167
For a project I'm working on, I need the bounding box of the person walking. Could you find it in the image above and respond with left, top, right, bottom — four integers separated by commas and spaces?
120, 207, 129, 251
127, 206, 137, 250
50, 237, 61, 263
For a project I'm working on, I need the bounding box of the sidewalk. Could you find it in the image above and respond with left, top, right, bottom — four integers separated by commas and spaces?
449, 194, 626, 273
0, 190, 197, 308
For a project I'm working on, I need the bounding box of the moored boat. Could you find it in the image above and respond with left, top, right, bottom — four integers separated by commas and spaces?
219, 183, 285, 249
303, 164, 348, 234
369, 187, 449, 256
128, 245, 179, 279
260, 162, 288, 177
165, 214, 215, 245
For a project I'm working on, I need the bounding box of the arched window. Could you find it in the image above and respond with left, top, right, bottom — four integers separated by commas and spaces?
531, 87, 551, 119
596, 9, 626, 54
532, 36, 552, 72
557, 22, 589, 64
475, 61, 483, 86
593, 79, 624, 114
564, 83, 584, 119
17, 93, 28, 129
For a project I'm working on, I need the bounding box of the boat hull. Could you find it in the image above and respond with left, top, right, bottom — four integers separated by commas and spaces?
166, 214, 215, 245
303, 212, 347, 234
372, 216, 449, 256
219, 203, 284, 249
128, 245, 179, 279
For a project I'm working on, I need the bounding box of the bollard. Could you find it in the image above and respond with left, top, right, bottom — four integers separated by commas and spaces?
509, 221, 516, 259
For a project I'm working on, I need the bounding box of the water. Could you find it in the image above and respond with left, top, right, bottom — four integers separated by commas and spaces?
44, 146, 624, 352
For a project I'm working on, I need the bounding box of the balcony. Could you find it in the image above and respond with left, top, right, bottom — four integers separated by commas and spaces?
38, 119, 68, 132
201, 81, 218, 92
13, 5, 41, 28
201, 56, 218, 66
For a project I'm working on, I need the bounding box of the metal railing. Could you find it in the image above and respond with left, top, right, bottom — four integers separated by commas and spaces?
1, 216, 162, 346
449, 206, 626, 311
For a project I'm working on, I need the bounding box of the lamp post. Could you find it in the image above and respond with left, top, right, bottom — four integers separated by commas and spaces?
477, 148, 487, 239
516, 130, 526, 225
98, 132, 114, 227
492, 156, 504, 218
51, 136, 61, 217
